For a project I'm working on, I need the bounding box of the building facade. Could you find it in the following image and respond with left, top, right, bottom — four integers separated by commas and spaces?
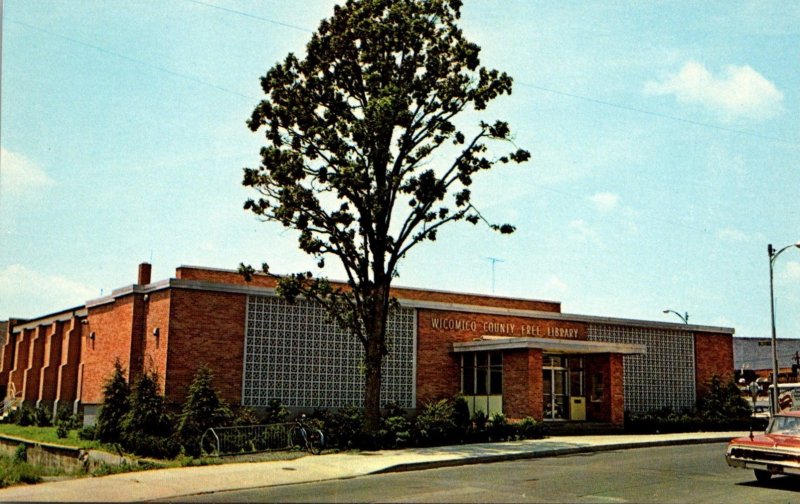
1, 264, 735, 427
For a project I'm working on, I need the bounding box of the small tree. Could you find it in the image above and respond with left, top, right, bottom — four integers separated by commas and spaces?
121, 371, 177, 458
176, 365, 232, 456
242, 0, 529, 432
95, 359, 130, 443
697, 375, 751, 421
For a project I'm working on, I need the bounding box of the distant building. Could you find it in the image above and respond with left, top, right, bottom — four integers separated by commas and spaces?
734, 337, 800, 382
2, 263, 736, 428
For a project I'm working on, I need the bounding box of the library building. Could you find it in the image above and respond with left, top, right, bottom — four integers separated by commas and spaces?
1, 263, 735, 428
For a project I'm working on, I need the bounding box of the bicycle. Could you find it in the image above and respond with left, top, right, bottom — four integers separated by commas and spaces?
289, 414, 325, 455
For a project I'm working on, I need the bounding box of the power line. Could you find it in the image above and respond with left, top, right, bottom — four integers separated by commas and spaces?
183, 0, 313, 33
6, 18, 257, 101
517, 81, 799, 148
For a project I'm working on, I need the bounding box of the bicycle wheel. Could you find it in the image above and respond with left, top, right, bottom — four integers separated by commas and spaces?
307, 428, 324, 455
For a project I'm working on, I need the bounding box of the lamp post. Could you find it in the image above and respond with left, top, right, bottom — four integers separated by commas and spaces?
768, 241, 800, 414
662, 309, 689, 324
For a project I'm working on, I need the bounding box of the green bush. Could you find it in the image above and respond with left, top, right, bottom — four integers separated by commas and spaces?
15, 405, 35, 427
0, 452, 41, 487
12, 443, 27, 463
175, 366, 233, 456
697, 375, 752, 421
262, 399, 290, 424
78, 424, 97, 441
379, 402, 411, 449
32, 405, 52, 427
413, 398, 458, 447
515, 416, 548, 439
95, 360, 131, 444
487, 413, 514, 441
322, 406, 364, 449
121, 371, 178, 458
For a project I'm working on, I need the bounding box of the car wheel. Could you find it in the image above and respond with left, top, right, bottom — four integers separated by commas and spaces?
754, 469, 772, 483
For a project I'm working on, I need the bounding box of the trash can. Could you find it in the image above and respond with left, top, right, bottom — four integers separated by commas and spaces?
569, 396, 586, 421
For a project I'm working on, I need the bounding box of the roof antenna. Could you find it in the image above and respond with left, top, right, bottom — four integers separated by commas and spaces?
485, 257, 504, 294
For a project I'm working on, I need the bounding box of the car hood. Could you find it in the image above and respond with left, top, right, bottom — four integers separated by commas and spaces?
729, 433, 800, 449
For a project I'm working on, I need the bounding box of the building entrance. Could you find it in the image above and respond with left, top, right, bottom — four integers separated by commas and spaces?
543, 355, 585, 421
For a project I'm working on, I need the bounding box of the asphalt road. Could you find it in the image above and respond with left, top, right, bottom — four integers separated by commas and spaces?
165, 443, 800, 503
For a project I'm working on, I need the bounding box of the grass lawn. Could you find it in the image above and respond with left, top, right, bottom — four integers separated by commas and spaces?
0, 424, 104, 451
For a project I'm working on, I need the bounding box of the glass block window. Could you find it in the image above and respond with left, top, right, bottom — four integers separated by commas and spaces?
588, 324, 695, 413
243, 296, 416, 408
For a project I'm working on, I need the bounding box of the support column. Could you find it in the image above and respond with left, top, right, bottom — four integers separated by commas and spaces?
503, 348, 543, 419
609, 353, 625, 426
22, 326, 48, 404
8, 329, 32, 401
37, 321, 64, 412
55, 318, 83, 415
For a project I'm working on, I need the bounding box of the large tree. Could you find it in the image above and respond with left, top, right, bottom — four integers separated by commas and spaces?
241, 0, 529, 430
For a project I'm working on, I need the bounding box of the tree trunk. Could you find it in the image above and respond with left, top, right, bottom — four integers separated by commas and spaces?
363, 335, 383, 432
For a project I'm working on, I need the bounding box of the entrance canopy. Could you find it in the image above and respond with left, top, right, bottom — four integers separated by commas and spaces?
452, 336, 646, 355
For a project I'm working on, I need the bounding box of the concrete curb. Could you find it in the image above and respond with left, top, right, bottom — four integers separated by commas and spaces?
374, 435, 737, 473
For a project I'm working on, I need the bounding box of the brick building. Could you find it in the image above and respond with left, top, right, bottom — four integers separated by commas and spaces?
1, 263, 735, 427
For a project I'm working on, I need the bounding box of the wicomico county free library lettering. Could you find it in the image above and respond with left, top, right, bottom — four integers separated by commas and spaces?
1, 263, 735, 428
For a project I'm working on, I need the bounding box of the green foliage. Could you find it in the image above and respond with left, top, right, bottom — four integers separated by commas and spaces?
241, 0, 529, 432
378, 401, 411, 449
77, 424, 96, 441
515, 417, 548, 440
697, 375, 752, 421
322, 406, 365, 449
32, 405, 52, 427
487, 413, 514, 441
121, 371, 178, 459
54, 406, 81, 439
261, 399, 290, 424
0, 452, 41, 488
15, 405, 35, 427
413, 399, 459, 446
12, 443, 27, 463
176, 366, 233, 456
95, 359, 131, 444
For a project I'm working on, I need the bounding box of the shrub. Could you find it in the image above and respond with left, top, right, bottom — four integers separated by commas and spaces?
487, 413, 514, 441
12, 443, 27, 463
515, 416, 548, 439
15, 405, 35, 427
121, 371, 178, 458
176, 366, 233, 456
32, 405, 52, 427
95, 360, 131, 444
414, 399, 458, 447
379, 402, 411, 449
697, 375, 752, 422
323, 406, 364, 449
78, 425, 97, 441
261, 399, 290, 424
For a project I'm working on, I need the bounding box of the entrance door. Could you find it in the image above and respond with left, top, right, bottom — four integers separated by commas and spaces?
543, 355, 568, 420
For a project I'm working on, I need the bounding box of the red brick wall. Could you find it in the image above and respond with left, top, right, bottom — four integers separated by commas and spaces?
142, 290, 171, 392
166, 289, 246, 405
55, 318, 83, 406
503, 348, 543, 419
82, 298, 136, 404
610, 354, 625, 425
38, 321, 64, 403
585, 356, 610, 422
8, 329, 32, 397
416, 308, 586, 407
22, 326, 47, 401
175, 266, 561, 313
694, 331, 734, 398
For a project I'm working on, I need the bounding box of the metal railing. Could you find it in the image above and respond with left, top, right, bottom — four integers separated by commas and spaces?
200, 422, 294, 456
0, 383, 21, 421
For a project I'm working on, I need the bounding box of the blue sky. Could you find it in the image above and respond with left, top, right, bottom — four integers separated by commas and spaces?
2, 1, 799, 339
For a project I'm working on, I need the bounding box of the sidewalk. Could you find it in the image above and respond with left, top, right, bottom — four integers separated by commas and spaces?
0, 432, 744, 502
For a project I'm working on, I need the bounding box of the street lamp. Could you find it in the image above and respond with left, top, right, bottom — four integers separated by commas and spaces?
768, 241, 800, 414
663, 309, 689, 324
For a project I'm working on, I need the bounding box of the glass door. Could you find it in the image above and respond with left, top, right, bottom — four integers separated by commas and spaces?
543, 355, 568, 420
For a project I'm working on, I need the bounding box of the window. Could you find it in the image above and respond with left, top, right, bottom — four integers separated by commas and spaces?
461, 352, 503, 395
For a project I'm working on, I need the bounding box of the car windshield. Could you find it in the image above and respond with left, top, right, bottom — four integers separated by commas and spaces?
768, 415, 800, 435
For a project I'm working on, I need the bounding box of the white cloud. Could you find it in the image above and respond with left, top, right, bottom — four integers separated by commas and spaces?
0, 148, 55, 194
787, 261, 800, 280
645, 61, 783, 121
568, 219, 596, 241
590, 192, 619, 212
542, 275, 569, 297
717, 227, 750, 243
0, 264, 96, 319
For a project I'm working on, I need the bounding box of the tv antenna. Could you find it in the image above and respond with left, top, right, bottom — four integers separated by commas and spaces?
485, 257, 504, 293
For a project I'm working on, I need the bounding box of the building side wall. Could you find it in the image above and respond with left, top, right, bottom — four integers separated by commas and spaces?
37, 321, 64, 407
22, 326, 48, 402
82, 299, 135, 405
167, 289, 246, 405
141, 290, 171, 393
55, 318, 84, 411
694, 332, 734, 398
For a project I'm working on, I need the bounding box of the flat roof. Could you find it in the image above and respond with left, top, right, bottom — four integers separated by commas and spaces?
453, 336, 647, 355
